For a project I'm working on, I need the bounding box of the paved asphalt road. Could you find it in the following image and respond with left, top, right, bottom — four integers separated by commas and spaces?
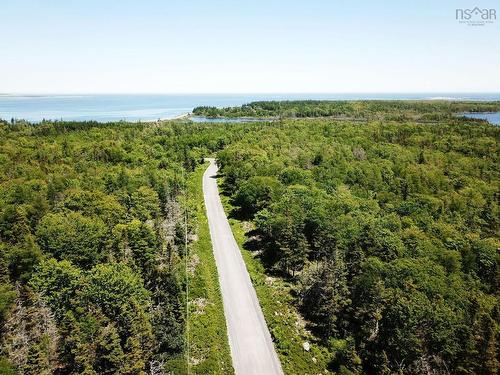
203, 158, 284, 375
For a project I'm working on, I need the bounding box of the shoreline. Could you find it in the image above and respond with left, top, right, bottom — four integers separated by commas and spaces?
170, 112, 191, 120
137, 112, 191, 123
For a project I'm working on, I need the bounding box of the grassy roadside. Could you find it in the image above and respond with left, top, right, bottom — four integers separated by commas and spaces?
186, 163, 234, 374
218, 183, 333, 375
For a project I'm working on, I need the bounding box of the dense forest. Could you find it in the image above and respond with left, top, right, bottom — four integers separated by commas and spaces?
193, 100, 500, 121
0, 100, 499, 375
0, 119, 257, 374
217, 116, 499, 374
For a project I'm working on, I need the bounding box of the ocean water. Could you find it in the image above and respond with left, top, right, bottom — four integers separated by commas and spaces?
460, 112, 500, 125
1, 93, 500, 123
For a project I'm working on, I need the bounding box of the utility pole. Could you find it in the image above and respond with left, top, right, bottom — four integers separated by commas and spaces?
184, 168, 190, 375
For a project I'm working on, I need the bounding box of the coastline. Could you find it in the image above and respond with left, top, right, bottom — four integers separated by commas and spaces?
170, 112, 191, 120
138, 112, 191, 123
2, 94, 500, 123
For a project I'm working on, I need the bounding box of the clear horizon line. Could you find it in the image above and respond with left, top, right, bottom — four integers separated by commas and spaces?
2, 91, 500, 96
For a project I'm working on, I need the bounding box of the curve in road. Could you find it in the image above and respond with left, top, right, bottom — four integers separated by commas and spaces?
203, 158, 284, 375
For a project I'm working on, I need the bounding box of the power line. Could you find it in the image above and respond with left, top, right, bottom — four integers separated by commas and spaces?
183, 168, 190, 375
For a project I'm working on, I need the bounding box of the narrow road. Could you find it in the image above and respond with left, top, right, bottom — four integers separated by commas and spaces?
203, 158, 284, 375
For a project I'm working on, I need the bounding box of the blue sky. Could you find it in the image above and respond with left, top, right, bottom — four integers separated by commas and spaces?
1, 0, 499, 93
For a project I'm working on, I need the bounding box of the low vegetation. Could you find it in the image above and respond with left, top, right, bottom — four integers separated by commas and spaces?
186, 164, 233, 374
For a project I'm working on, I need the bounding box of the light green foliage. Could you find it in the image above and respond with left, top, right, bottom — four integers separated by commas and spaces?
36, 211, 107, 268
82, 263, 150, 318
29, 258, 81, 319
130, 186, 160, 221
57, 188, 126, 227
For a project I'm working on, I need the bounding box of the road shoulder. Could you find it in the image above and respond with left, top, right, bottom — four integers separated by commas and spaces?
218, 181, 334, 375
187, 163, 234, 374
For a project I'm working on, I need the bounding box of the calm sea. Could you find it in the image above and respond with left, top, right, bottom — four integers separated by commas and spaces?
460, 112, 500, 125
1, 93, 500, 123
